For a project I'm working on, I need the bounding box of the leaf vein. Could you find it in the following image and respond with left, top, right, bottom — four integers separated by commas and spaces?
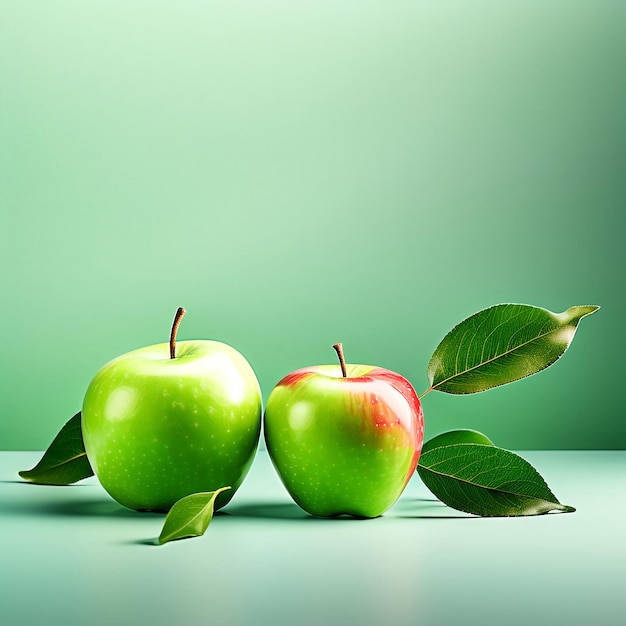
433, 314, 568, 391
421, 464, 558, 504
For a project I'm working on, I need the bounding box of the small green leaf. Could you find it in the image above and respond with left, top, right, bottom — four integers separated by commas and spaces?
417, 443, 575, 517
158, 487, 231, 545
427, 303, 599, 394
421, 429, 494, 456
19, 412, 94, 485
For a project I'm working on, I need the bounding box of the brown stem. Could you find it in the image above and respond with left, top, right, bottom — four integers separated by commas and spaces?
169, 307, 186, 359
419, 387, 433, 400
332, 343, 348, 378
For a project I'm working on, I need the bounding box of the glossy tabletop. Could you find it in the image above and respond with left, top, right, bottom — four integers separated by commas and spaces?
1, 450, 624, 626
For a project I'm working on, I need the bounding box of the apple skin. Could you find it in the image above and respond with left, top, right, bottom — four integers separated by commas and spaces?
264, 364, 424, 518
82, 340, 262, 512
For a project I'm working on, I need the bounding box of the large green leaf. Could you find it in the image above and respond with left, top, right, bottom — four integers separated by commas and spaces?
417, 443, 575, 516
19, 412, 94, 485
158, 487, 231, 545
426, 303, 599, 394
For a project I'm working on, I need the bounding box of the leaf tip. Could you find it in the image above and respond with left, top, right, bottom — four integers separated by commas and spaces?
560, 305, 601, 325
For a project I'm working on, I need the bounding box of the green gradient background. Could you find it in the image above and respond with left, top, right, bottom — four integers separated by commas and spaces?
0, 0, 623, 450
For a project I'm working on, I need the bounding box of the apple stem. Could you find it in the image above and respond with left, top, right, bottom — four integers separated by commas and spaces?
169, 307, 187, 359
332, 343, 348, 378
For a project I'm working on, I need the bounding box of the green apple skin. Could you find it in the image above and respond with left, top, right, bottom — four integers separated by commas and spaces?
82, 340, 262, 512
264, 364, 424, 518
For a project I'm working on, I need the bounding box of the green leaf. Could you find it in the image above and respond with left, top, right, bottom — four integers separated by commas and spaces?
421, 429, 494, 456
426, 303, 599, 394
19, 412, 94, 485
158, 487, 231, 545
417, 443, 575, 516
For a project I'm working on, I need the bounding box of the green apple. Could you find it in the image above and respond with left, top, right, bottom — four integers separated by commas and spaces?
264, 344, 424, 518
82, 308, 262, 512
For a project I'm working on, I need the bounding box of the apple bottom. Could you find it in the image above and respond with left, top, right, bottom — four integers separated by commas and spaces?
270, 445, 417, 519
92, 436, 259, 512
276, 455, 413, 519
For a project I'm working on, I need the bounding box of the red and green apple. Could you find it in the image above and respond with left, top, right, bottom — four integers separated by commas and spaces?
264, 344, 424, 518
81, 308, 262, 512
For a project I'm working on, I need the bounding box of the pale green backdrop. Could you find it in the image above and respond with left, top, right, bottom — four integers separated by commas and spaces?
1, 0, 623, 450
